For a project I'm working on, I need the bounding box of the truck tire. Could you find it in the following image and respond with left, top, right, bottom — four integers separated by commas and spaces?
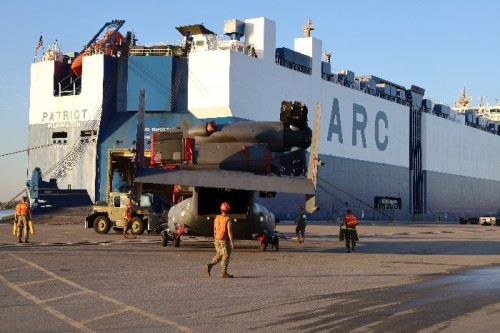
93, 215, 111, 234
130, 217, 145, 235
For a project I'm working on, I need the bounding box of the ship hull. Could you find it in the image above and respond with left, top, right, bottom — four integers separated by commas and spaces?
27, 17, 500, 221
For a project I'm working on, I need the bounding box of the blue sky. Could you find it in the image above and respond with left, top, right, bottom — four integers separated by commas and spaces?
1, 0, 500, 202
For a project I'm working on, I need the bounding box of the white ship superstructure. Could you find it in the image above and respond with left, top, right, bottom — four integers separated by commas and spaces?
26, 17, 500, 220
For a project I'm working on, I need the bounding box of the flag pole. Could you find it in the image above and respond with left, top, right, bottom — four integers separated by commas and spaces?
34, 33, 43, 63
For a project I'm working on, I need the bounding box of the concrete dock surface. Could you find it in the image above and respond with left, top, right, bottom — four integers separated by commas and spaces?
1, 221, 500, 332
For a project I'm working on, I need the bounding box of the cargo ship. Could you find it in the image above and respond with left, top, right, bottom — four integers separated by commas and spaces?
27, 17, 500, 221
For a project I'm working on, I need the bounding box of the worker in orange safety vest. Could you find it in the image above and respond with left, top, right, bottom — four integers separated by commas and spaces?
205, 202, 234, 278
343, 209, 359, 253
15, 197, 32, 243
123, 193, 136, 239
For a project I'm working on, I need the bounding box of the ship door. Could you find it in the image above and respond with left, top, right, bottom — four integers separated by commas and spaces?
107, 149, 150, 196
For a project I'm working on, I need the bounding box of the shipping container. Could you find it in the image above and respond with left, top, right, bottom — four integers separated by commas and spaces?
476, 116, 488, 127
357, 77, 376, 90
465, 110, 476, 124
397, 89, 406, 101
275, 47, 311, 69
389, 85, 397, 97
376, 83, 391, 95
434, 104, 451, 115
338, 70, 355, 83
321, 61, 331, 74
275, 47, 296, 64
422, 99, 433, 110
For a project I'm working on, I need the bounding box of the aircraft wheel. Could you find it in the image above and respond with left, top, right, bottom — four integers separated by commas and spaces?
260, 240, 267, 251
174, 236, 181, 247
161, 232, 168, 247
93, 215, 111, 234
130, 217, 145, 235
271, 237, 279, 252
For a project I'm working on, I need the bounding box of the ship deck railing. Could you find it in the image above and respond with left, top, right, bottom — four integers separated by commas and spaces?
320, 72, 411, 107
423, 109, 500, 136
275, 58, 312, 75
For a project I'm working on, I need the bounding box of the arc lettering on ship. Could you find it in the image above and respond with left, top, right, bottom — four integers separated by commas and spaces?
326, 97, 388, 151
41, 109, 88, 123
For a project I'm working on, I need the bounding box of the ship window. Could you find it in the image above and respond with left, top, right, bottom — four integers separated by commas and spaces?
196, 40, 205, 46
81, 130, 97, 137
52, 132, 68, 139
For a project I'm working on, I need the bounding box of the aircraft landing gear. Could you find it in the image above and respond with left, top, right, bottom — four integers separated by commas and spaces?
173, 224, 186, 248
161, 225, 185, 248
161, 232, 168, 247
259, 236, 279, 252
271, 236, 279, 251
161, 231, 175, 247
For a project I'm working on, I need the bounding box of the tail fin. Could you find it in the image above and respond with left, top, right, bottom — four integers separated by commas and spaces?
306, 102, 323, 213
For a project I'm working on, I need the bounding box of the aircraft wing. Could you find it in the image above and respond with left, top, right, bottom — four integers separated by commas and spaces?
134, 168, 315, 195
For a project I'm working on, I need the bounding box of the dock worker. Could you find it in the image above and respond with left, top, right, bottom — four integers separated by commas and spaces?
123, 193, 136, 239
342, 209, 359, 253
206, 202, 234, 278
294, 205, 307, 243
15, 197, 32, 243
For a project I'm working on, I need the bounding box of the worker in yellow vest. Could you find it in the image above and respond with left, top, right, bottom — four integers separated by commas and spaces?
15, 197, 32, 243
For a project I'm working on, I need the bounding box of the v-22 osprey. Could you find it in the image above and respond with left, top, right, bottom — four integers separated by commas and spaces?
134, 101, 323, 251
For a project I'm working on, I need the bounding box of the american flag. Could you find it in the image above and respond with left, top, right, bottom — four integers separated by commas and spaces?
35, 35, 43, 52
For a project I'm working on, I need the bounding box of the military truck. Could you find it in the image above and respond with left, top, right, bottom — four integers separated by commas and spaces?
85, 192, 167, 235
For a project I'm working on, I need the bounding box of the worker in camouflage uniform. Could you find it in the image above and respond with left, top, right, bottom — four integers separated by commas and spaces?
123, 193, 136, 239
294, 205, 307, 243
206, 202, 234, 278
343, 209, 359, 253
15, 197, 32, 243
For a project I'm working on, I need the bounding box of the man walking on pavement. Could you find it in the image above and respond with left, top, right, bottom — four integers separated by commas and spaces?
343, 209, 359, 252
294, 205, 307, 243
123, 193, 136, 239
206, 202, 234, 278
15, 196, 32, 243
